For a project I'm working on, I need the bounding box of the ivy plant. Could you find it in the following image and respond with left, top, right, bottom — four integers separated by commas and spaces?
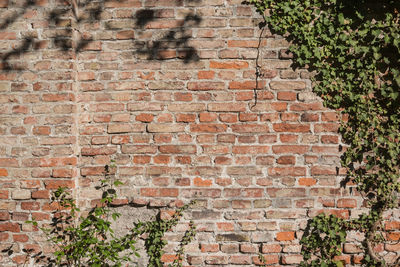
247, 0, 400, 266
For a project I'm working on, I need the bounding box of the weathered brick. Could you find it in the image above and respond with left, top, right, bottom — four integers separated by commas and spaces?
270, 81, 306, 90
187, 82, 225, 91
168, 103, 206, 112
107, 124, 145, 133
121, 145, 157, 154
159, 145, 196, 154
208, 103, 246, 112
11, 190, 31, 200
147, 124, 185, 133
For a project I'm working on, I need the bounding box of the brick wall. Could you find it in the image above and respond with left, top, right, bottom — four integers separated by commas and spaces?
0, 0, 398, 266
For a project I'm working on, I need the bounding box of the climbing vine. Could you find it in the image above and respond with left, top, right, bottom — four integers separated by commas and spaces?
248, 0, 400, 266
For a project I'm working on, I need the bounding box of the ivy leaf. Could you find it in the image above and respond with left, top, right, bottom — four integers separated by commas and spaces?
338, 13, 344, 25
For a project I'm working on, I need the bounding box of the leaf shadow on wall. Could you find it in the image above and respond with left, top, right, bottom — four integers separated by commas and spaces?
133, 9, 201, 63
0, 0, 202, 72
0, 0, 105, 71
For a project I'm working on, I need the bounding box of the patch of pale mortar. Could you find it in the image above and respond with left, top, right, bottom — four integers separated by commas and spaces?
110, 206, 158, 266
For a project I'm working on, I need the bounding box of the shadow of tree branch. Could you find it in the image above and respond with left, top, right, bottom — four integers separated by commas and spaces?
0, 0, 202, 72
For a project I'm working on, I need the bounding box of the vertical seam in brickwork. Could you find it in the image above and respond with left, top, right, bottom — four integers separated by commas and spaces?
71, 18, 80, 207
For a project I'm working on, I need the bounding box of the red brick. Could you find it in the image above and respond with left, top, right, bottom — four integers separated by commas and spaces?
81, 167, 106, 176
272, 145, 308, 154
153, 155, 170, 164
0, 232, 8, 241
337, 198, 357, 208
276, 231, 295, 241
140, 188, 158, 197
40, 157, 77, 167
228, 40, 259, 47
0, 168, 7, 176
81, 147, 117, 156
13, 234, 29, 242
314, 123, 340, 132
199, 113, 217, 122
233, 146, 269, 154
273, 123, 310, 133
0, 211, 9, 221
198, 71, 215, 79
91, 136, 109, 145
276, 156, 295, 165
219, 113, 238, 123
301, 113, 319, 122
277, 91, 297, 101
262, 244, 282, 253
210, 61, 249, 69
322, 111, 339, 121
133, 156, 151, 164
0, 222, 20, 232
106, 0, 141, 7
193, 177, 212, 187
311, 166, 337, 175
0, 32, 16, 39
387, 232, 400, 241
116, 30, 134, 39
159, 188, 179, 197
136, 113, 154, 122
12, 105, 28, 114
52, 169, 72, 178
229, 81, 265, 90
160, 253, 178, 263
232, 124, 269, 133
78, 72, 95, 81
217, 222, 234, 231
31, 190, 49, 199
201, 243, 219, 252
252, 255, 279, 265
190, 124, 227, 133
321, 135, 339, 144
268, 167, 306, 176
159, 145, 196, 154
239, 113, 257, 122
174, 92, 192, 101
44, 180, 74, 189
298, 178, 317, 186
385, 221, 400, 230
176, 113, 196, 122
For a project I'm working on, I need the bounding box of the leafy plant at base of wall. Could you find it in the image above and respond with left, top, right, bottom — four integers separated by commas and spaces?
169, 220, 196, 267
24, 163, 196, 267
132, 201, 196, 267
247, 0, 400, 266
27, 176, 138, 266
